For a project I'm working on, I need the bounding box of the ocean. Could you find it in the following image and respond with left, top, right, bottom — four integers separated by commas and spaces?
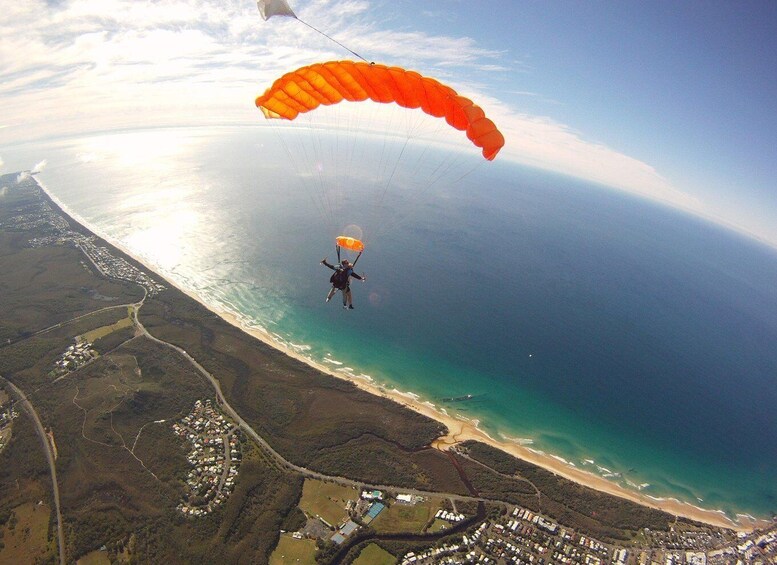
3, 125, 776, 521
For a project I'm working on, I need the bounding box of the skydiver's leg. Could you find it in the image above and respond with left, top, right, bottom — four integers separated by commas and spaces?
326, 287, 337, 302
344, 287, 353, 309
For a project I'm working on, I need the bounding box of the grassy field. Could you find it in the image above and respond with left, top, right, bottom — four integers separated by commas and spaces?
81, 314, 133, 343
352, 543, 397, 565
0, 502, 52, 564
427, 518, 451, 533
76, 549, 111, 565
269, 534, 317, 565
298, 478, 358, 526
372, 498, 442, 534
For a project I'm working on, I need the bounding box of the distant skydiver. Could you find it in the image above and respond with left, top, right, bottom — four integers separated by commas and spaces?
321, 257, 365, 310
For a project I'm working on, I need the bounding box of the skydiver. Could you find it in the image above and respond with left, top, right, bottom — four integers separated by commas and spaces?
321, 257, 365, 309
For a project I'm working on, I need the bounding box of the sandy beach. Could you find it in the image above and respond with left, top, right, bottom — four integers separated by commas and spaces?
187, 290, 770, 532
36, 179, 771, 533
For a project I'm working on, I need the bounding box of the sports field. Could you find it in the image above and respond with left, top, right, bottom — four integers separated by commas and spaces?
427, 518, 451, 533
298, 479, 358, 526
269, 534, 317, 565
352, 543, 396, 565
372, 497, 442, 533
76, 549, 111, 564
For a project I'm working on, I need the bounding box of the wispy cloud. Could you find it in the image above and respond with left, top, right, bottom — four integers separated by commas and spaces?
0, 0, 699, 214
493, 106, 700, 211
31, 159, 48, 174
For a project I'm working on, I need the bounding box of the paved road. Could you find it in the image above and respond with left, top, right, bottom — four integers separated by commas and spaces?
217, 432, 232, 492
131, 300, 487, 505
0, 302, 135, 350
1, 375, 66, 565
0, 286, 487, 565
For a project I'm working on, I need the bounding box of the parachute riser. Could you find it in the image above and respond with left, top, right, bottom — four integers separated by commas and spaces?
336, 245, 362, 267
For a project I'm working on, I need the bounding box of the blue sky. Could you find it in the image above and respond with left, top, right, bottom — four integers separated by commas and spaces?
1, 1, 776, 244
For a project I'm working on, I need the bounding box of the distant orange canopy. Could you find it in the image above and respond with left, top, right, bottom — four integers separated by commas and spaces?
256, 60, 504, 161
336, 236, 364, 253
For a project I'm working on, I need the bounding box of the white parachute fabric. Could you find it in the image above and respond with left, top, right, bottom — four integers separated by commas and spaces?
257, 0, 297, 20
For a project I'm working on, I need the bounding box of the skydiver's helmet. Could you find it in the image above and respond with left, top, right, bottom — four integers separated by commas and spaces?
341, 259, 350, 267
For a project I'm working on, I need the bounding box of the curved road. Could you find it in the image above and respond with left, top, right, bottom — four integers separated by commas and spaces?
1, 375, 66, 565
0, 289, 493, 565
131, 301, 486, 504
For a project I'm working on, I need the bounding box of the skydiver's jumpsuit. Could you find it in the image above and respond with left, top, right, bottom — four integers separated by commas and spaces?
322, 259, 364, 308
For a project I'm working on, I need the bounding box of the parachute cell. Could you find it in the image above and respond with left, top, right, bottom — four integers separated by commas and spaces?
256, 0, 297, 20
336, 236, 365, 253
256, 61, 505, 160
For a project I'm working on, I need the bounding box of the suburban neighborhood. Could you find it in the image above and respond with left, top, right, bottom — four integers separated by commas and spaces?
173, 399, 242, 517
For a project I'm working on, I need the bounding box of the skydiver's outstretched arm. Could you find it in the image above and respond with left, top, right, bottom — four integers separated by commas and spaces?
321, 258, 336, 271
351, 271, 365, 281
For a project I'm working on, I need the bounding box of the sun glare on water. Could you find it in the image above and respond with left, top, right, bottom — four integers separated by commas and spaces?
75, 130, 195, 169
124, 208, 199, 270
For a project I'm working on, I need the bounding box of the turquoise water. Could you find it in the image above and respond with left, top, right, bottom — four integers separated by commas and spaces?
4, 126, 776, 521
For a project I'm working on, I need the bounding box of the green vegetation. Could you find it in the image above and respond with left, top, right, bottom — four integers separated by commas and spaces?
427, 518, 450, 533
269, 534, 318, 565
139, 288, 473, 495
458, 441, 680, 541
90, 326, 136, 356
0, 409, 50, 528
372, 499, 440, 534
351, 543, 396, 565
0, 502, 52, 564
76, 549, 111, 565
81, 315, 133, 343
281, 506, 308, 533
0, 240, 142, 346
45, 340, 210, 558
0, 336, 62, 377
299, 479, 358, 526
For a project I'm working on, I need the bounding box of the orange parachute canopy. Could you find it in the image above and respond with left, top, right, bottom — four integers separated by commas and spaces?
256, 61, 504, 161
336, 236, 365, 253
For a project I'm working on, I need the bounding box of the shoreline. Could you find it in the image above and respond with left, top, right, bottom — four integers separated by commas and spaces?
145, 284, 771, 533
33, 176, 770, 533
